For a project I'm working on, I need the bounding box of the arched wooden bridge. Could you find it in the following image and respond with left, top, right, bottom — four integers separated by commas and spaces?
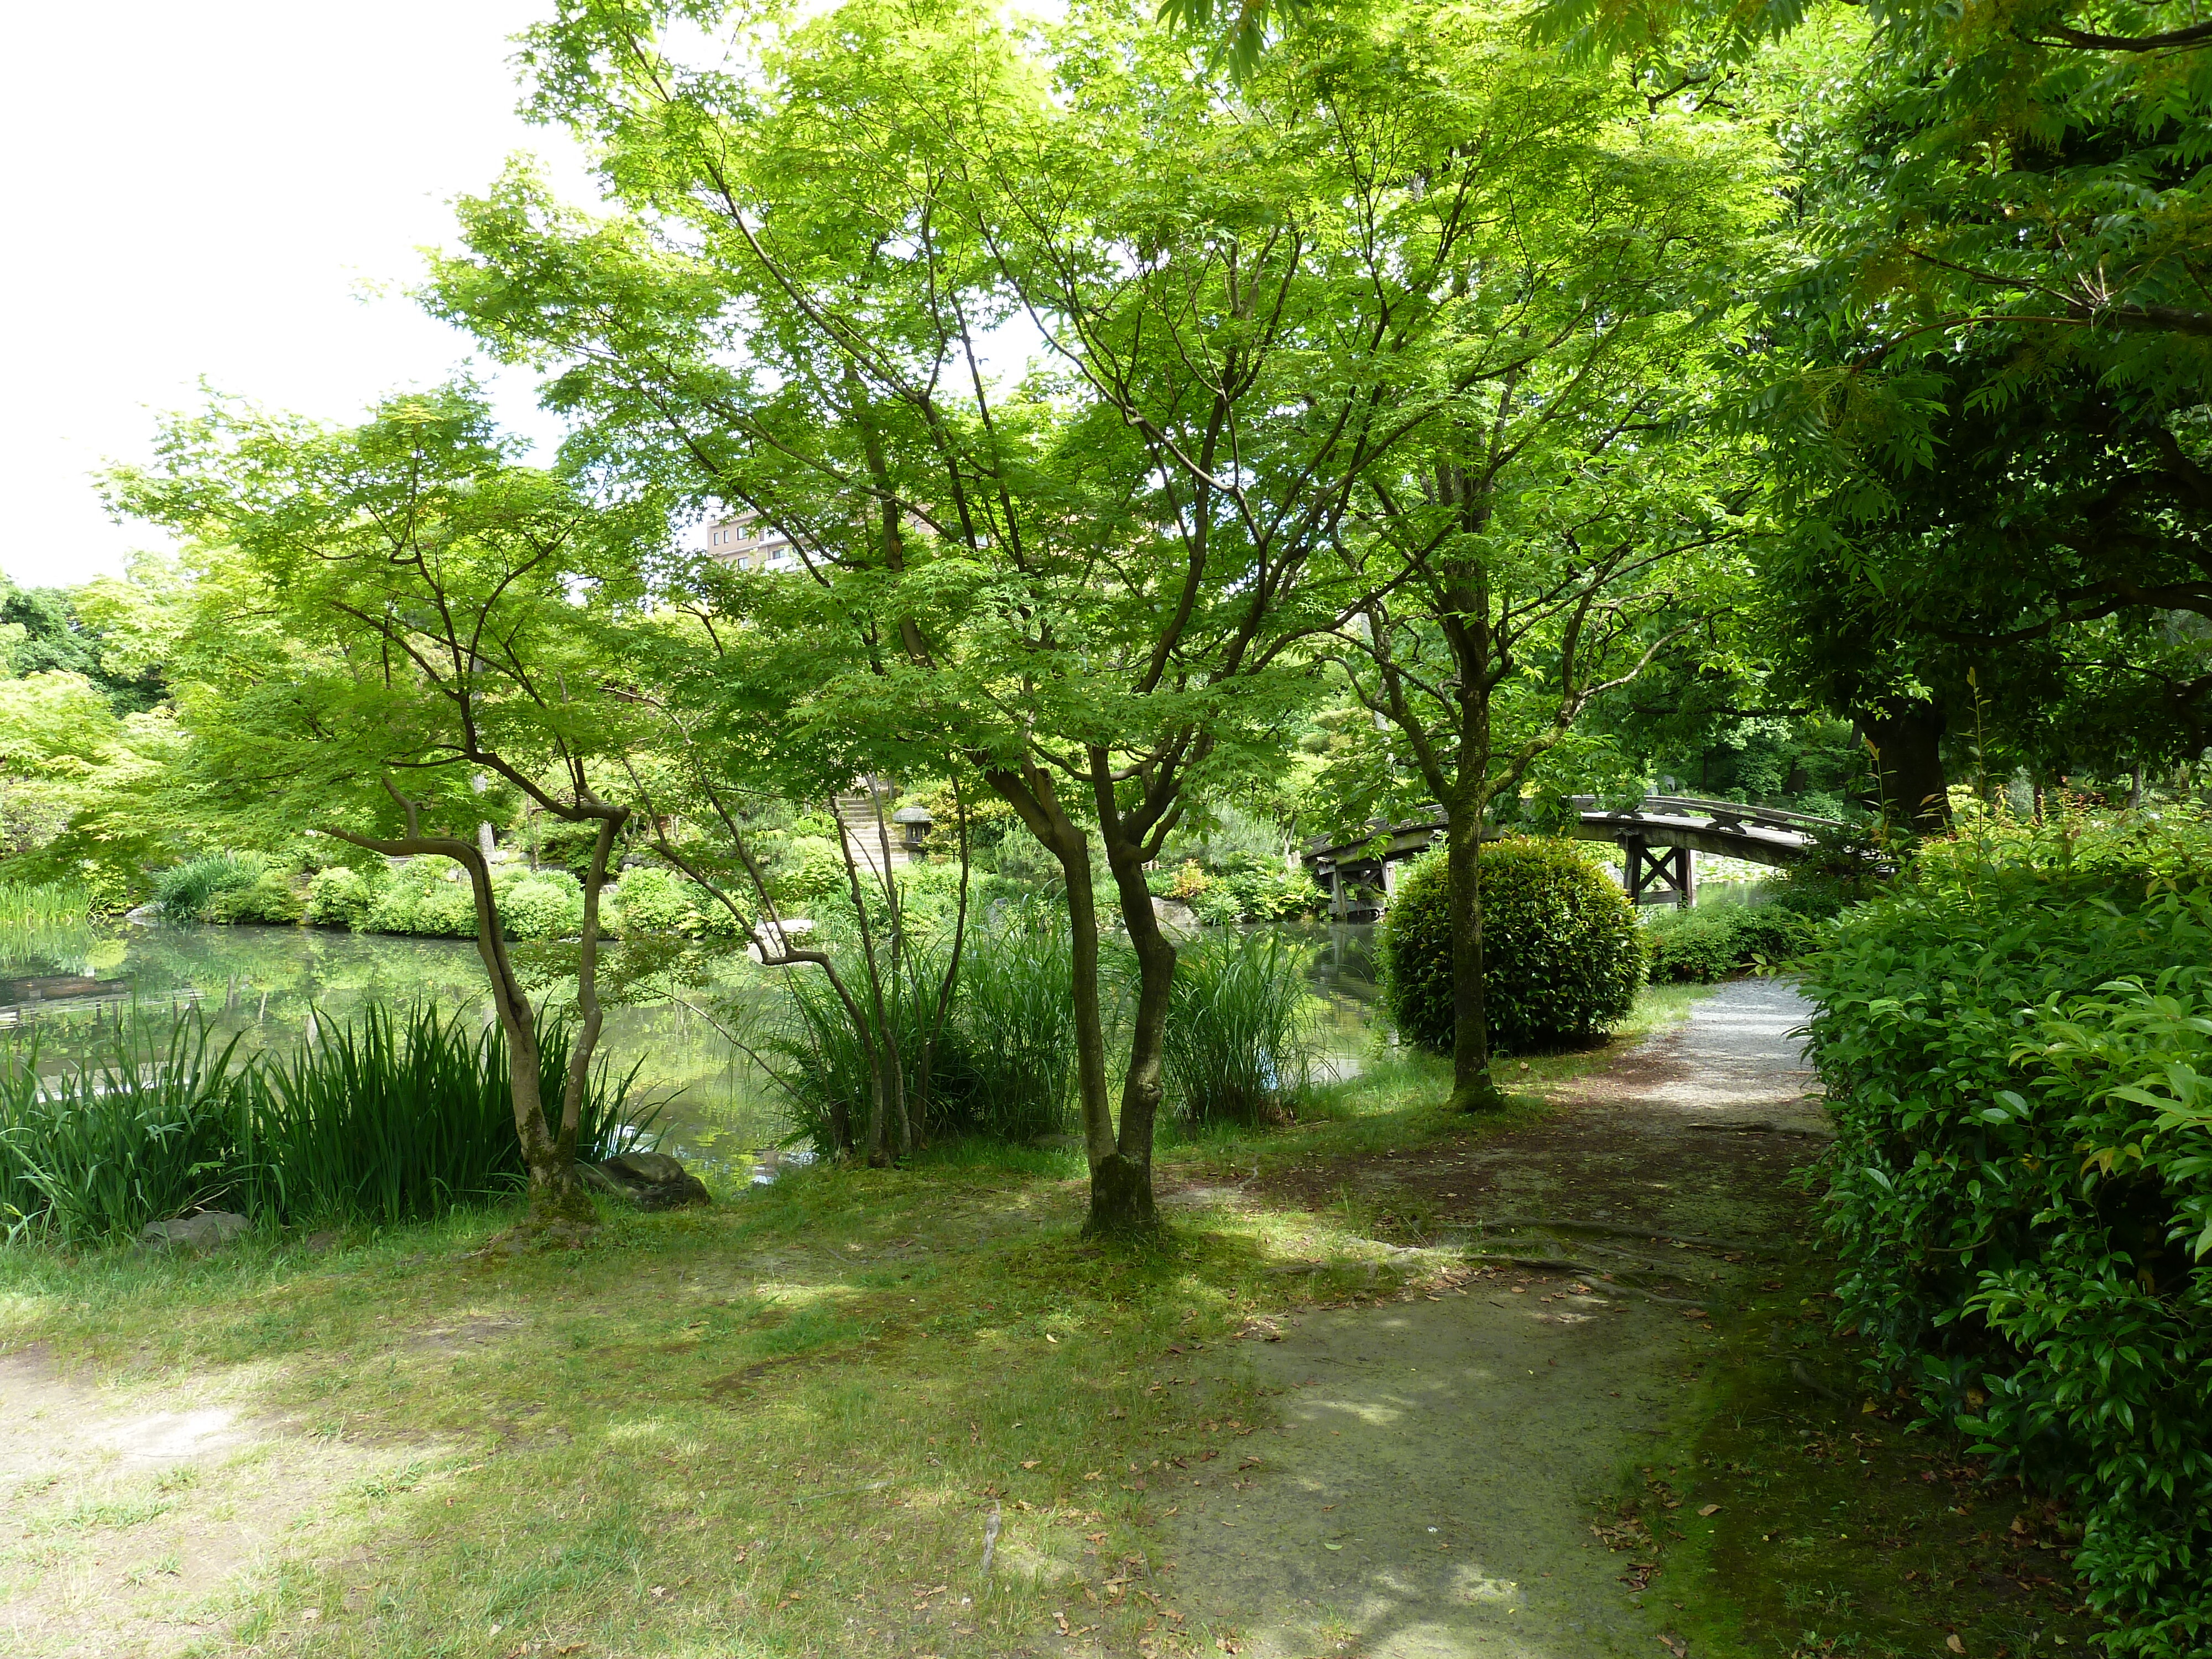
1302, 795, 1843, 918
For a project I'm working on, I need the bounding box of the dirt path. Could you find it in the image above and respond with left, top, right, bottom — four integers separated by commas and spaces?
0, 1347, 380, 1657
1168, 980, 1827, 1658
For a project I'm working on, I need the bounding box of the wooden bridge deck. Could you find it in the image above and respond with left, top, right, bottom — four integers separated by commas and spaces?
1302, 795, 1842, 916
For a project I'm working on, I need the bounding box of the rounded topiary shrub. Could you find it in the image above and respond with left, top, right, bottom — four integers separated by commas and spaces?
1382, 838, 1645, 1055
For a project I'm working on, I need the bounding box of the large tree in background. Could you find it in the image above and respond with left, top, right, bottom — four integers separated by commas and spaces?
1760, 359, 2212, 825
111, 388, 659, 1226
1498, 0, 2212, 823
1305, 54, 1771, 1109
425, 0, 1669, 1223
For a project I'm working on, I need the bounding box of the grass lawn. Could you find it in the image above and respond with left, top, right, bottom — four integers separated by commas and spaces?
0, 983, 1704, 1658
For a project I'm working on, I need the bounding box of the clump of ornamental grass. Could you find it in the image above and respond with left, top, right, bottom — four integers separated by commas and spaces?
0, 1001, 658, 1243
940, 906, 1077, 1141
763, 909, 1082, 1152
1156, 927, 1322, 1126
152, 853, 264, 921
0, 881, 99, 927
0, 1006, 252, 1242
241, 1004, 656, 1227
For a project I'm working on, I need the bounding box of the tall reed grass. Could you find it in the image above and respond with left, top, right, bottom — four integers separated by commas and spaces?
153, 853, 262, 921
0, 1002, 657, 1243
1160, 928, 1322, 1126
766, 907, 1078, 1149
242, 1006, 654, 1227
0, 1008, 252, 1242
766, 913, 1322, 1149
0, 881, 100, 927
942, 910, 1077, 1141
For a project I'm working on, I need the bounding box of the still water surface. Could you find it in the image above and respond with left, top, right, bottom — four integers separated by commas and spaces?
1, 920, 1381, 1165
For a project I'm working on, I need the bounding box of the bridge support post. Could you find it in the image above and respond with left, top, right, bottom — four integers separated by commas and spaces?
1623, 837, 1694, 909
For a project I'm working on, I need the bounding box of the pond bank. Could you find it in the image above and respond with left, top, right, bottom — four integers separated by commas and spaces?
0, 919, 1385, 1167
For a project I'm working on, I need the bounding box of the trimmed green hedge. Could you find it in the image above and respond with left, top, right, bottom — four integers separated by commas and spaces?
1804, 824, 2212, 1655
1381, 838, 1644, 1055
1643, 898, 1812, 982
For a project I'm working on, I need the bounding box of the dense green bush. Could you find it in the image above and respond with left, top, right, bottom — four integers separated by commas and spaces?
0, 1003, 655, 1240
1382, 839, 1644, 1054
495, 869, 585, 941
1643, 895, 1813, 982
1144, 853, 1325, 924
609, 867, 696, 935
299, 858, 709, 942
304, 864, 380, 929
1769, 820, 1894, 920
1804, 821, 2212, 1655
367, 867, 478, 938
207, 870, 305, 925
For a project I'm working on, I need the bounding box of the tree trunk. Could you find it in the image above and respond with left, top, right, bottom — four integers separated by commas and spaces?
1444, 797, 1505, 1112
981, 767, 1113, 1172
1091, 827, 1170, 1235
458, 847, 595, 1227
329, 792, 602, 1229
552, 815, 622, 1172
1864, 700, 1950, 834
1087, 1149, 1156, 1239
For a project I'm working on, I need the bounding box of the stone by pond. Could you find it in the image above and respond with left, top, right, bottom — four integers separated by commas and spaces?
137, 1211, 250, 1252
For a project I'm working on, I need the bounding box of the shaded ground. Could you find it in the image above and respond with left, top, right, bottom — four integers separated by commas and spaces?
0, 1344, 375, 1657
1160, 981, 1824, 1658
1162, 982, 2099, 1659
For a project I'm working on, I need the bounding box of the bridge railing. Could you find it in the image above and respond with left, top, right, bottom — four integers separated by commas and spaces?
1568, 795, 1845, 835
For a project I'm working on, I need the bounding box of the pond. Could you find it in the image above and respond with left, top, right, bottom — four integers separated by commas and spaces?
0, 919, 1383, 1167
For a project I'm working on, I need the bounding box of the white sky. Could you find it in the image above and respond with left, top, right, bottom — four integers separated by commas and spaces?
2, 1, 599, 591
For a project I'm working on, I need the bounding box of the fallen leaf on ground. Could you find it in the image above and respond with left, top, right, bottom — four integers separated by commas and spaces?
1697, 1504, 1720, 1517
1947, 1637, 1966, 1655
1658, 1636, 1688, 1657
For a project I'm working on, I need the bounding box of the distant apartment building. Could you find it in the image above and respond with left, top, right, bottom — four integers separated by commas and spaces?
702, 512, 802, 573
